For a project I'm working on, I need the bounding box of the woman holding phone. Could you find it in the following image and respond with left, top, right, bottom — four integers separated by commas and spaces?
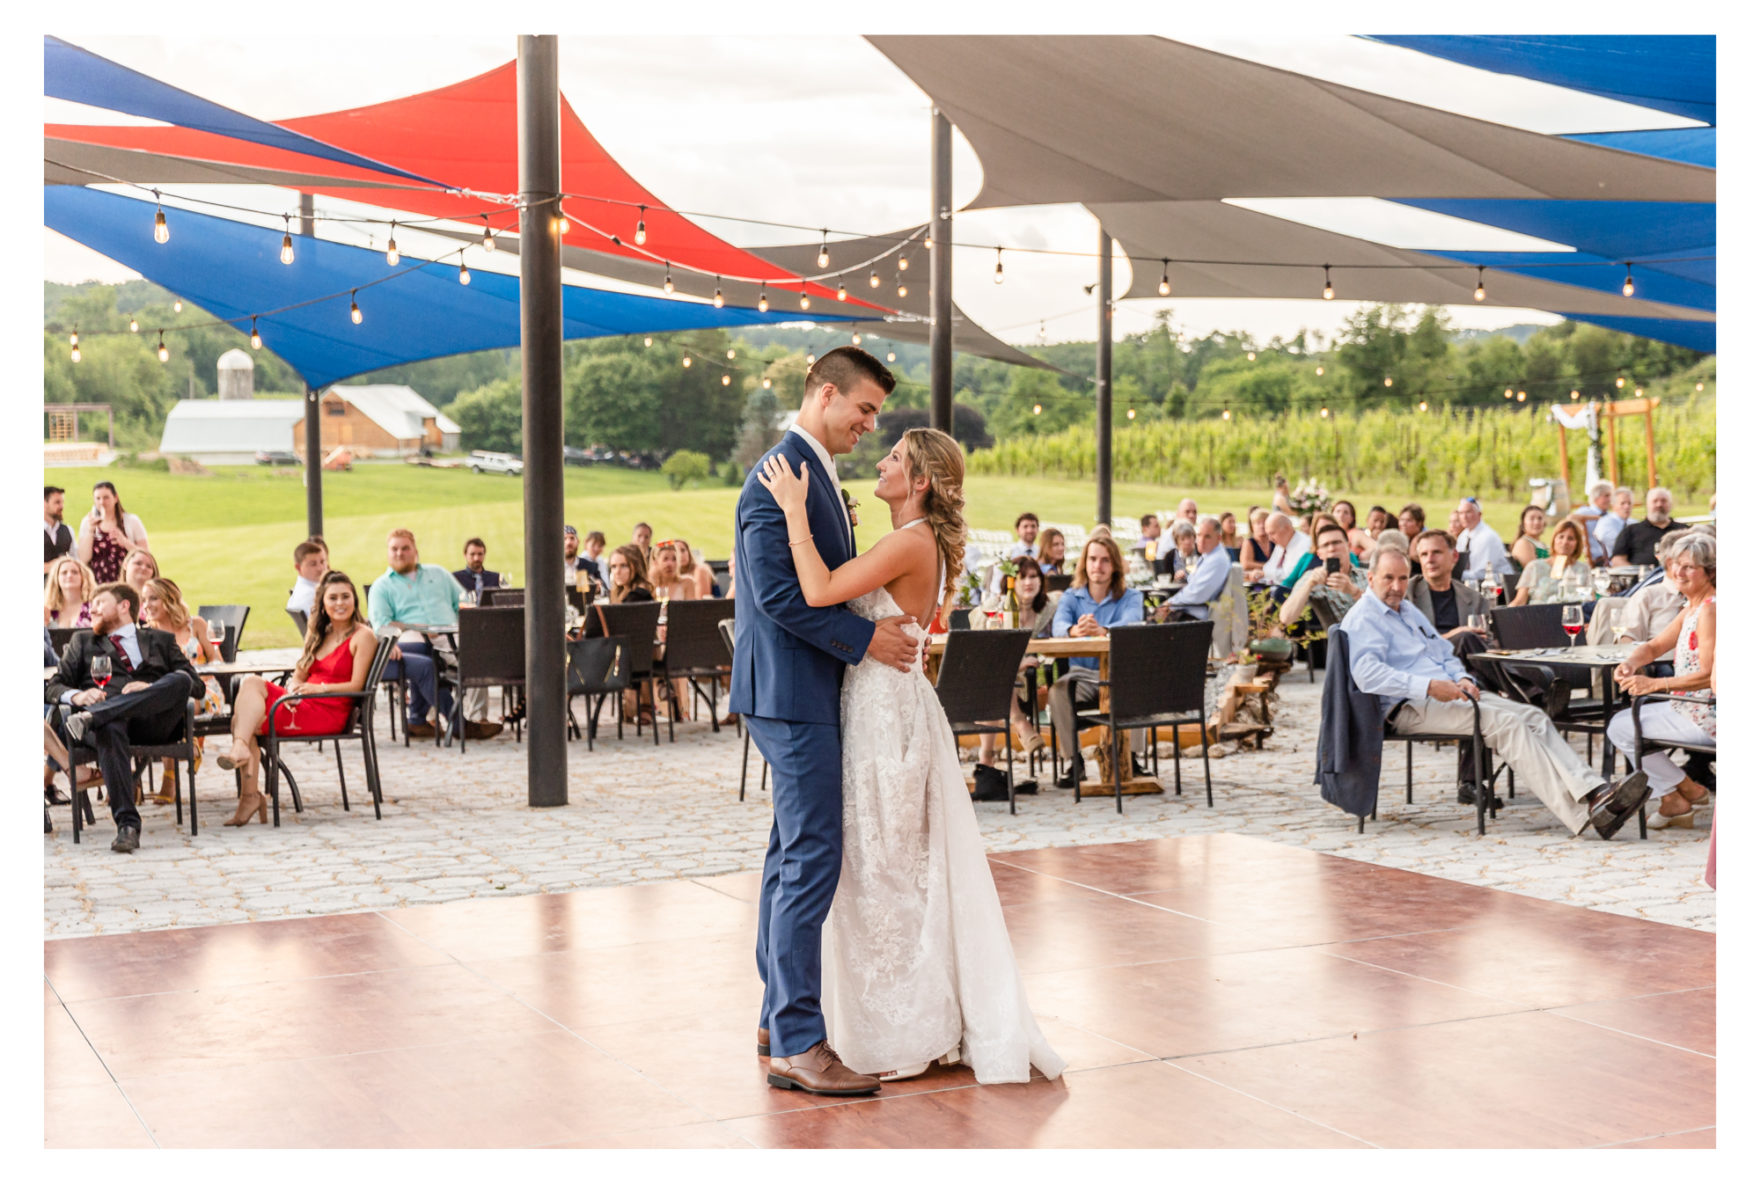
76, 481, 150, 584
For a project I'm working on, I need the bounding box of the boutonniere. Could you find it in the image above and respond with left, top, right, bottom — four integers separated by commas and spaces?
841, 487, 860, 527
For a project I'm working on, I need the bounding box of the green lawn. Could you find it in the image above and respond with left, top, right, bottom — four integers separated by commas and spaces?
48, 462, 1704, 649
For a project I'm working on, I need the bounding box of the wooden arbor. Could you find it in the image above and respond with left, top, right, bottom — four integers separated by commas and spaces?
1557, 396, 1660, 497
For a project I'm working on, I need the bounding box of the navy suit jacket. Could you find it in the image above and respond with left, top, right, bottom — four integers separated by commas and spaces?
727, 431, 875, 725
452, 568, 504, 594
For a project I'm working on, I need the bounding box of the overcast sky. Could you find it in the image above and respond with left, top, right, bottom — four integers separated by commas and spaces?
43, 30, 1700, 347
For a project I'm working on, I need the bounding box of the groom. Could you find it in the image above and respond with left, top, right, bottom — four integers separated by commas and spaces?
729, 347, 920, 1096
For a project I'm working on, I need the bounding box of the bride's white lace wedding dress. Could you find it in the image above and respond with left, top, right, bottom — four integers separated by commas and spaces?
821, 558, 1066, 1085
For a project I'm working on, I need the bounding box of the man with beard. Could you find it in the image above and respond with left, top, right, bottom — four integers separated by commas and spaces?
1610, 486, 1686, 568
44, 486, 73, 572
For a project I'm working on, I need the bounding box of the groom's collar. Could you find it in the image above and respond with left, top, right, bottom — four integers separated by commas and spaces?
787, 423, 840, 489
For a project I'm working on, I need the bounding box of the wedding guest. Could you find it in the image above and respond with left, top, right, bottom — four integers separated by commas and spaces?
1364, 505, 1391, 540
1574, 480, 1613, 560
650, 540, 699, 601
1176, 498, 1199, 526
1407, 530, 1488, 650
1036, 528, 1067, 577
1007, 512, 1041, 559
1271, 474, 1294, 516
1240, 507, 1273, 576
1048, 535, 1146, 789
1331, 499, 1373, 560
1157, 516, 1231, 620
632, 521, 654, 555
1136, 514, 1163, 563
1446, 508, 1465, 540
76, 480, 150, 584
44, 556, 96, 629
1255, 511, 1309, 587
1454, 496, 1513, 577
606, 544, 655, 603
975, 557, 1055, 783
370, 528, 499, 740
1610, 487, 1686, 568
1511, 519, 1589, 606
1397, 503, 1426, 544
1508, 505, 1551, 569
583, 529, 611, 587
1622, 532, 1694, 643
287, 537, 329, 616
218, 571, 377, 827
44, 485, 73, 572
675, 539, 715, 599
1218, 511, 1242, 561
452, 537, 504, 599
1607, 531, 1715, 827
138, 576, 224, 796
1593, 486, 1634, 565
1279, 522, 1367, 627
563, 525, 598, 590
122, 548, 160, 598
1163, 520, 1198, 579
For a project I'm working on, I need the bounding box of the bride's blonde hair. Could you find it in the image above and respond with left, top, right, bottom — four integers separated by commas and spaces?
900, 427, 967, 604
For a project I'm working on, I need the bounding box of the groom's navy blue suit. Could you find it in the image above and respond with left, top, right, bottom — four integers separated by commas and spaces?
728, 429, 876, 1059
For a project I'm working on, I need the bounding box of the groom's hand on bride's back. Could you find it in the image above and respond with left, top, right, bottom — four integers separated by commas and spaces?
869, 615, 920, 672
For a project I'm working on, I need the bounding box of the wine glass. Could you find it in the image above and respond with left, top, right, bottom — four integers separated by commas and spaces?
91, 654, 112, 691
1610, 617, 1631, 644
1561, 604, 1584, 648
208, 620, 227, 658
1466, 613, 1486, 635
980, 591, 1003, 629
1184, 552, 1201, 579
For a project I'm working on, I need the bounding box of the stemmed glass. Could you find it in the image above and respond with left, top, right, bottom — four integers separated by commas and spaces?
1183, 552, 1200, 579
208, 620, 227, 658
1561, 603, 1584, 649
91, 654, 112, 691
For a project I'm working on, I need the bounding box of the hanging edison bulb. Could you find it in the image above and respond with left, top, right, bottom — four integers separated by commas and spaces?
154, 200, 169, 245
386, 222, 400, 265
482, 215, 496, 252
799, 292, 811, 311
994, 247, 1005, 285
1126, 407, 1136, 420
156, 331, 169, 362
712, 280, 724, 309
644, 336, 653, 348
817, 231, 830, 268
1504, 388, 1514, 398
1247, 351, 1256, 362
837, 282, 848, 302
762, 377, 772, 389
869, 270, 880, 289
69, 328, 79, 348
897, 281, 908, 299
1032, 403, 1042, 415
1570, 389, 1581, 399
634, 205, 647, 246
897, 253, 909, 271
722, 373, 732, 386
1315, 364, 1325, 376
555, 211, 570, 235
758, 284, 769, 313
1616, 376, 1626, 389
71, 340, 81, 363
250, 317, 262, 349
173, 299, 182, 313
1418, 401, 1429, 412
1320, 406, 1330, 418
280, 214, 295, 265
1516, 390, 1527, 402
350, 290, 362, 325
1322, 264, 1334, 300
1158, 258, 1170, 297
1222, 409, 1232, 421
852, 333, 862, 346
1622, 263, 1635, 297
1384, 376, 1393, 387
727, 349, 737, 360
1696, 382, 1705, 392
662, 264, 674, 296
886, 351, 896, 363
129, 317, 139, 333
459, 261, 472, 285
1474, 266, 1486, 302
682, 356, 692, 368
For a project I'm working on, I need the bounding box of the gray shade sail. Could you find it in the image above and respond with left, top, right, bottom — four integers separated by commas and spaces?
866, 36, 1715, 208
1092, 200, 1714, 322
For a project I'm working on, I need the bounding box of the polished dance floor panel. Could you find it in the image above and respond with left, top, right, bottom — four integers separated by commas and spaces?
43, 834, 1714, 1148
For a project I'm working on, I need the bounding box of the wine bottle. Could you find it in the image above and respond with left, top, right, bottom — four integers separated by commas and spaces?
1004, 574, 1019, 629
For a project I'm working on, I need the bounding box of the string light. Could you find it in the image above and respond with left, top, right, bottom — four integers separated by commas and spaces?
1315, 364, 1324, 376
644, 336, 653, 347
722, 373, 732, 386
386, 222, 399, 265
172, 299, 182, 313
1157, 258, 1170, 298
249, 316, 262, 349
727, 349, 737, 359
682, 355, 691, 368
994, 247, 1005, 285
758, 284, 769, 313
886, 351, 896, 362
1126, 407, 1136, 419
1418, 400, 1428, 412
817, 231, 830, 269
153, 194, 169, 244
662, 264, 674, 296
129, 316, 139, 333
1384, 376, 1393, 387
555, 212, 570, 235
869, 270, 880, 289
279, 214, 295, 265
1570, 389, 1580, 399
156, 331, 169, 362
1622, 262, 1635, 298
634, 205, 647, 246
69, 329, 78, 348
852, 333, 862, 345
1615, 376, 1626, 389
1221, 409, 1231, 421
712, 279, 724, 309
458, 260, 471, 285
1032, 403, 1043, 415
481, 215, 496, 252
1246, 351, 1256, 362
897, 281, 908, 298
1696, 381, 1705, 391
761, 377, 772, 390
1504, 388, 1514, 399
70, 339, 81, 363
1516, 389, 1527, 402
1320, 406, 1330, 418
897, 253, 909, 271
350, 290, 362, 324
837, 282, 848, 302
800, 290, 812, 311
1322, 264, 1334, 300
1474, 266, 1486, 302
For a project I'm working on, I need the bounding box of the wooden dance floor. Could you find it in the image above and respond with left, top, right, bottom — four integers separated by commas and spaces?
44, 834, 1714, 1148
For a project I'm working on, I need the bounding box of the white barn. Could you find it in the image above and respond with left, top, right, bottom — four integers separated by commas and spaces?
158, 398, 305, 465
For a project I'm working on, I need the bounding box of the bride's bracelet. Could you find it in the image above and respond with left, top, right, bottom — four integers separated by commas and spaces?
789, 535, 814, 547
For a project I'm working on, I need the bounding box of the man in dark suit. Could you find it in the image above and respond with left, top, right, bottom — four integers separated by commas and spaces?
452, 537, 504, 598
45, 582, 205, 852
1407, 530, 1489, 656
728, 347, 918, 1097
44, 485, 74, 572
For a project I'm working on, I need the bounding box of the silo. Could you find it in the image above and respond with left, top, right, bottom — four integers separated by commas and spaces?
217, 348, 254, 400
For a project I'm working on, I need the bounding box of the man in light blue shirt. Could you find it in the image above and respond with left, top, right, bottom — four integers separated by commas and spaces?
1593, 486, 1633, 566
370, 529, 496, 739
1157, 515, 1229, 621
1049, 535, 1146, 789
1339, 548, 1648, 839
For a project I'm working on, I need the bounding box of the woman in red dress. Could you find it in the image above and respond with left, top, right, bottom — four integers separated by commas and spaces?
216, 571, 377, 827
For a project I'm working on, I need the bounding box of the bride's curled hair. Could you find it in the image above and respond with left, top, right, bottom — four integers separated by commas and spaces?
900, 427, 967, 605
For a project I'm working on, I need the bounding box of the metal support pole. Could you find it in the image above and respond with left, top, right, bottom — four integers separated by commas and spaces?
518, 34, 568, 807
297, 195, 322, 537
928, 109, 954, 434
1096, 230, 1113, 528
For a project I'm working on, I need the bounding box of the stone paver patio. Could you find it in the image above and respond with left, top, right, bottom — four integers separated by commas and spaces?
43, 668, 1715, 939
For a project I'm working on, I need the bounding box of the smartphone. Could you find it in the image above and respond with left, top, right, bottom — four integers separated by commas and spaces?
1324, 556, 1342, 576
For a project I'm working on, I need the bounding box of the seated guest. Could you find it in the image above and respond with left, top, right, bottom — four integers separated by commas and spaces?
675, 539, 716, 599
287, 537, 329, 615
562, 525, 599, 592
453, 537, 503, 599
1158, 515, 1231, 620
1162, 519, 1198, 578
1136, 514, 1163, 564
45, 582, 207, 853
1006, 512, 1041, 560
1607, 531, 1715, 828
649, 539, 699, 601
1048, 536, 1146, 790
606, 544, 655, 604
1240, 507, 1273, 577
1508, 505, 1550, 569
369, 528, 500, 741
1330, 499, 1373, 562
1610, 486, 1687, 568
1175, 498, 1199, 527
1622, 532, 1693, 642
1454, 496, 1513, 577
976, 558, 1056, 783
1397, 503, 1426, 545
218, 571, 378, 828
1279, 522, 1366, 628
1252, 511, 1309, 587
1406, 529, 1488, 653
1271, 474, 1294, 516
139, 576, 224, 796
44, 556, 96, 629
1573, 480, 1614, 562
1511, 519, 1589, 606
121, 548, 160, 598
632, 521, 654, 556
1218, 511, 1241, 561
1592, 486, 1633, 566
1036, 528, 1067, 577
1364, 505, 1391, 541
44, 485, 73, 572
583, 530, 611, 588
1340, 548, 1648, 839
1446, 508, 1465, 540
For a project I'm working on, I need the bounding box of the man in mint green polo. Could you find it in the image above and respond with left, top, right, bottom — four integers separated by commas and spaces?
369, 528, 499, 739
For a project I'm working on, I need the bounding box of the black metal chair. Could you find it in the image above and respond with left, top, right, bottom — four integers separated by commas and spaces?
947, 608, 972, 631
451, 606, 526, 752
716, 617, 766, 800
934, 629, 1034, 814
197, 604, 250, 662
1045, 573, 1073, 593
49, 627, 87, 657
1074, 621, 1214, 813
481, 586, 525, 608
286, 608, 310, 639
1487, 602, 1604, 754
63, 699, 199, 842
1618, 693, 1717, 840
566, 635, 630, 749
586, 602, 668, 744
657, 599, 736, 730
262, 636, 396, 825
1501, 572, 1522, 602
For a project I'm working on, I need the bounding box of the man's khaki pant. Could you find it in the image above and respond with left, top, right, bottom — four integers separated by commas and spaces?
1391, 692, 1602, 833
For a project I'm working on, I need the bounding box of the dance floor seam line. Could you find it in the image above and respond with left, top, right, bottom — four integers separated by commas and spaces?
1537, 1008, 1717, 1060
1597, 1124, 1718, 1148
1159, 1059, 1384, 1149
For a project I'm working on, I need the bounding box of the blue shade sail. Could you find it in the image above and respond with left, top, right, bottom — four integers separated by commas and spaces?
1398, 200, 1713, 264
44, 186, 870, 390
1564, 128, 1715, 168
45, 36, 447, 189
1559, 315, 1714, 353
1365, 35, 1715, 124
1419, 249, 1714, 314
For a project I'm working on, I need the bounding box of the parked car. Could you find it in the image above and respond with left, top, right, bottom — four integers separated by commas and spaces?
255, 450, 300, 466
563, 446, 593, 467
468, 450, 524, 475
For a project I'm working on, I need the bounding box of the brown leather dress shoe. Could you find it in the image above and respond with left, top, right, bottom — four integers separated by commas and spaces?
757, 1027, 770, 1057
766, 1040, 880, 1096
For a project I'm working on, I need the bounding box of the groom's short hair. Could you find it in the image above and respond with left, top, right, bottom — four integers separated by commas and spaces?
804, 346, 895, 402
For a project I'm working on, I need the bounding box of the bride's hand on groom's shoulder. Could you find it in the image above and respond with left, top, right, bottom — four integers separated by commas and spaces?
757, 455, 809, 513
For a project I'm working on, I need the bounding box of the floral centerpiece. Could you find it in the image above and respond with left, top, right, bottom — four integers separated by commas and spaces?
1287, 477, 1330, 516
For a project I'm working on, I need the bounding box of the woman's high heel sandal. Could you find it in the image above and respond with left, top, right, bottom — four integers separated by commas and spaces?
215, 744, 245, 772
223, 794, 267, 827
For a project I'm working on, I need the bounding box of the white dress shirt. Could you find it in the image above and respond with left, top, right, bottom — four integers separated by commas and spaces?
288, 576, 319, 614
61, 623, 143, 704
787, 423, 852, 534
1455, 520, 1513, 577
1164, 544, 1230, 618
1593, 513, 1628, 562
1261, 532, 1311, 586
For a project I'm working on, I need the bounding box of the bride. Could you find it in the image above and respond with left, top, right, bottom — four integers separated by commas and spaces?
758, 427, 1065, 1086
